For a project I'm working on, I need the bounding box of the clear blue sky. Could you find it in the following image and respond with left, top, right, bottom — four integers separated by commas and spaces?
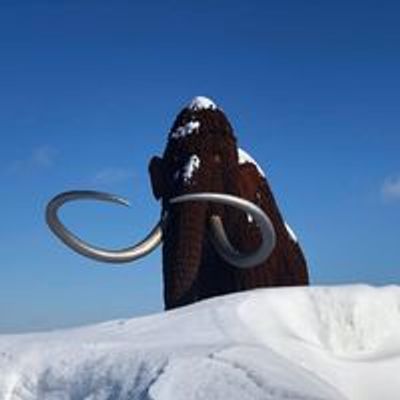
1, 1, 399, 333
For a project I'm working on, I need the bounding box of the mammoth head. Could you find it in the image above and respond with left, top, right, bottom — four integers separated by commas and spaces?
46, 97, 276, 272
148, 96, 238, 202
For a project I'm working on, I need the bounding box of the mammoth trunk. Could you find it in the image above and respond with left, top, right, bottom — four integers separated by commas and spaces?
162, 201, 208, 309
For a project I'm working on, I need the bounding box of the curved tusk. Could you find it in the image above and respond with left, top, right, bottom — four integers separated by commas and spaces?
46, 190, 162, 263
170, 193, 276, 269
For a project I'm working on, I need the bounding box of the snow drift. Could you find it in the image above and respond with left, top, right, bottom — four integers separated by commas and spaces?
0, 285, 399, 400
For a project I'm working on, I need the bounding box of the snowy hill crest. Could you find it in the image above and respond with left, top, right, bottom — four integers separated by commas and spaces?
1, 285, 399, 400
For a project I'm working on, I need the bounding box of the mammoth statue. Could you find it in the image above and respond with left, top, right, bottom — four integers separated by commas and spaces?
46, 96, 308, 310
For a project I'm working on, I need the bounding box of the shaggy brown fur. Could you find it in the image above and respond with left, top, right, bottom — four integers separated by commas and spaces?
149, 103, 308, 309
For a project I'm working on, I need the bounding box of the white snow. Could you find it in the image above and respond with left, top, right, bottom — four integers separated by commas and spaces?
238, 147, 266, 177
171, 121, 200, 140
188, 96, 217, 111
182, 154, 200, 184
237, 149, 300, 242
1, 285, 399, 400
285, 221, 298, 242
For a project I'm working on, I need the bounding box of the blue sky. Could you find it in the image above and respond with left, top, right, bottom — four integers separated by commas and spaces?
1, 1, 399, 333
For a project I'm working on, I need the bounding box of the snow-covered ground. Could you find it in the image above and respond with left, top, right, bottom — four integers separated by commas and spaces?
1, 285, 399, 400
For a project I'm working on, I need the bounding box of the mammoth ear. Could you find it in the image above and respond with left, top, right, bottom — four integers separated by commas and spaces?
149, 156, 165, 200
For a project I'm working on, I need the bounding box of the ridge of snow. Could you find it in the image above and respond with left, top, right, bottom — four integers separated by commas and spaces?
1, 285, 399, 400
285, 221, 298, 242
188, 96, 217, 111
238, 148, 265, 177
171, 120, 200, 140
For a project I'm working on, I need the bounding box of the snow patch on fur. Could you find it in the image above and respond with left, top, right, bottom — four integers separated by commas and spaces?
188, 96, 217, 111
171, 121, 200, 140
182, 155, 200, 185
238, 148, 265, 177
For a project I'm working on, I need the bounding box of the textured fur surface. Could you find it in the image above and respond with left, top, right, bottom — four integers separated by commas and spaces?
149, 101, 308, 309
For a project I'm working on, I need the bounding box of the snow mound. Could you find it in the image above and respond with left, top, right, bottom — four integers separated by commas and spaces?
0, 285, 399, 400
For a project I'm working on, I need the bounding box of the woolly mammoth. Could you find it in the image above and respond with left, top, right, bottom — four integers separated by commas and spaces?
46, 96, 308, 310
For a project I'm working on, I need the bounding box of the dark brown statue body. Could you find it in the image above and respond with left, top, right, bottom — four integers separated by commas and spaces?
149, 97, 309, 309
46, 96, 308, 311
